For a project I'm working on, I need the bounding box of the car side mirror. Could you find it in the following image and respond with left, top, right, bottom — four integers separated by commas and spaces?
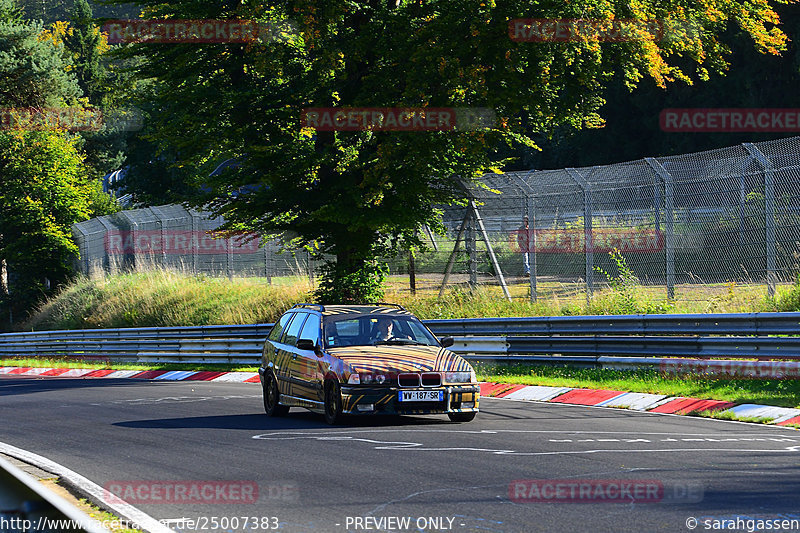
440, 336, 454, 348
296, 338, 317, 351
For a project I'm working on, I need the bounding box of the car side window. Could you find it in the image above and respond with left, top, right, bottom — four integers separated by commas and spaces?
407, 320, 437, 344
299, 314, 321, 346
281, 312, 307, 347
268, 312, 293, 342
324, 318, 360, 347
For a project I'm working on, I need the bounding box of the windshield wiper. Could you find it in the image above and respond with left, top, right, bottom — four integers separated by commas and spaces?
373, 339, 428, 346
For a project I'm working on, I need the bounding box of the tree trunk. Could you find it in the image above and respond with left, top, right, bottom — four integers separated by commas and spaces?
0, 259, 7, 296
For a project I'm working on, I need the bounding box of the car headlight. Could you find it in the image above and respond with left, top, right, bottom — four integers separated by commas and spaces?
444, 370, 476, 384
361, 373, 389, 385
348, 373, 390, 385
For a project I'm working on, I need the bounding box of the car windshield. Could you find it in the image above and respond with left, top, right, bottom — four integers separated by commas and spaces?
322, 315, 440, 348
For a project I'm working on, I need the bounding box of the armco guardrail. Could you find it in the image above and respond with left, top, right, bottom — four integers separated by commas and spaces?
0, 456, 107, 533
0, 312, 799, 366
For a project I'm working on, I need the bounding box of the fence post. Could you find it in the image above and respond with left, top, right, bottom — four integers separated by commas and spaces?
469, 199, 511, 301
739, 167, 747, 247
743, 143, 777, 297
268, 236, 272, 285
96, 217, 116, 275
645, 158, 675, 300
567, 168, 593, 303
466, 208, 478, 289
511, 172, 538, 302
190, 209, 199, 274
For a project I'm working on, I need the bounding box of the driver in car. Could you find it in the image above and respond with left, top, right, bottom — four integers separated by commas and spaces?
372, 317, 395, 342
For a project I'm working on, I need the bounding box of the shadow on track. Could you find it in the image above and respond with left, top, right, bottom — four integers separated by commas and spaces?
114, 411, 458, 431
0, 376, 175, 396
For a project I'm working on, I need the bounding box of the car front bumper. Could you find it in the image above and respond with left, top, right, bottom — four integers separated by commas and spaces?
340, 385, 480, 416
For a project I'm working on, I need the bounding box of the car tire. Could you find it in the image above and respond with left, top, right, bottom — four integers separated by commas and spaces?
448, 411, 477, 423
263, 372, 289, 417
324, 380, 343, 425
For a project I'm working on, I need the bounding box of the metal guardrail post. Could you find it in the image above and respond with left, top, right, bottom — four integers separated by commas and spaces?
743, 143, 777, 297
567, 168, 593, 302
646, 158, 675, 299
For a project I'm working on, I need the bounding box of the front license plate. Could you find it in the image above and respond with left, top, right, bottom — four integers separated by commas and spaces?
398, 390, 443, 402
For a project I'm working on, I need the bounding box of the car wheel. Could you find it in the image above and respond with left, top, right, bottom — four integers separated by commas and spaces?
324, 380, 343, 425
448, 411, 477, 423
263, 372, 289, 417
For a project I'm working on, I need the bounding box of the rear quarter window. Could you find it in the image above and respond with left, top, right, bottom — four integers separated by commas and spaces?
268, 312, 294, 342
281, 312, 308, 346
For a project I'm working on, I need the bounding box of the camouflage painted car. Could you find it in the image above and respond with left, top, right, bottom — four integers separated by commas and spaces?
259, 304, 480, 424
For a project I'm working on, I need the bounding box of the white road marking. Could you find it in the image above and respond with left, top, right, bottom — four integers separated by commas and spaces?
253, 430, 800, 456
90, 394, 260, 406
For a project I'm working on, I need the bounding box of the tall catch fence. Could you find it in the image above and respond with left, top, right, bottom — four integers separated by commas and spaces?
73, 137, 800, 305
391, 136, 800, 304
72, 205, 319, 279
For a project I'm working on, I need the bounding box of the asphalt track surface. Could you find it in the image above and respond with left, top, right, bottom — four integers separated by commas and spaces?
1, 376, 800, 533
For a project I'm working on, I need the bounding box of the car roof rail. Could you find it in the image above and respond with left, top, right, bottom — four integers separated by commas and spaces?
372, 302, 407, 311
292, 303, 325, 312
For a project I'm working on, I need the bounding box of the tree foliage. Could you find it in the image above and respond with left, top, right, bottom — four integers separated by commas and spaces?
519, 4, 800, 169
0, 130, 98, 314
0, 1, 116, 325
109, 0, 793, 302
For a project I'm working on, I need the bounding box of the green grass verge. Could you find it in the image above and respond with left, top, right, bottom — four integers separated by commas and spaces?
20, 267, 800, 331
695, 410, 775, 424
474, 363, 800, 408
76, 497, 144, 533
23, 270, 313, 330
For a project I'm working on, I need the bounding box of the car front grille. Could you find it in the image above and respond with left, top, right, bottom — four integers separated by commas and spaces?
398, 373, 420, 387
421, 372, 441, 387
398, 372, 442, 387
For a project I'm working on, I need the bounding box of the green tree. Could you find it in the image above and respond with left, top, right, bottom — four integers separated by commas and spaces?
0, 1, 81, 107
0, 129, 98, 323
61, 0, 131, 180
0, 2, 114, 326
108, 0, 791, 302
65, 0, 102, 101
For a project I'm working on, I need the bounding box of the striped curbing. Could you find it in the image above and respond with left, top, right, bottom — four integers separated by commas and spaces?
0, 366, 260, 383
725, 404, 800, 424
648, 397, 736, 415
549, 388, 627, 406
2, 368, 799, 428
595, 392, 672, 411
503, 385, 572, 402
777, 416, 800, 427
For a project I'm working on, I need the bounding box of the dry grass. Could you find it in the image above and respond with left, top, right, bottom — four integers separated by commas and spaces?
20, 268, 795, 331
23, 269, 313, 330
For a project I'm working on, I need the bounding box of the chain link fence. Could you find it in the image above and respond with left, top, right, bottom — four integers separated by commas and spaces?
387, 136, 800, 304
74, 136, 800, 304
72, 205, 319, 279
